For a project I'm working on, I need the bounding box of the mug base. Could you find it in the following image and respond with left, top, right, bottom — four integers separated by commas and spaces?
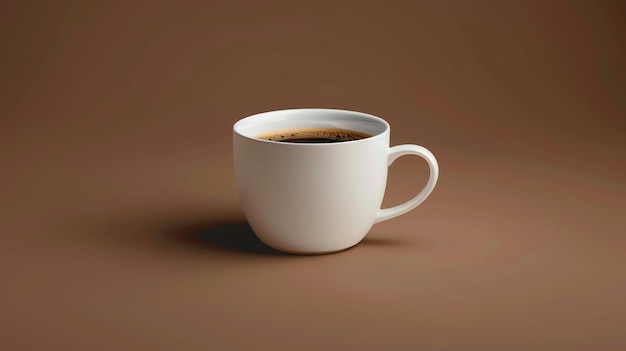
260, 240, 360, 255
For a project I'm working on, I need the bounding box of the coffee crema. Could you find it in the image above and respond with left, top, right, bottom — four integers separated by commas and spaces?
256, 128, 371, 143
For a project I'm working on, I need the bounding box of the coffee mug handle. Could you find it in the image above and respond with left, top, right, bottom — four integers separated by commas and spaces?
375, 145, 439, 223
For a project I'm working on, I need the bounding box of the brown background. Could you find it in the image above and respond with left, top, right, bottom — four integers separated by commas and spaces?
1, 1, 625, 350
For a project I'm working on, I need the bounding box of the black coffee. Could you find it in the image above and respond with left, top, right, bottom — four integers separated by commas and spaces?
257, 128, 371, 143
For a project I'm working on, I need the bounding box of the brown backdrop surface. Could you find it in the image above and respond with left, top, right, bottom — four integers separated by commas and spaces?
1, 1, 625, 350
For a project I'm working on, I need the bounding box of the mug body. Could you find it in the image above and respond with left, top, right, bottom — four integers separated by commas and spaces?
233, 109, 390, 253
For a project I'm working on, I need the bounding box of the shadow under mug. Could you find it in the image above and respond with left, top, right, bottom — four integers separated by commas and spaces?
233, 109, 439, 254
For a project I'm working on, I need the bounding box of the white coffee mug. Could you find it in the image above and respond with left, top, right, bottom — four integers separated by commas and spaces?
233, 109, 439, 254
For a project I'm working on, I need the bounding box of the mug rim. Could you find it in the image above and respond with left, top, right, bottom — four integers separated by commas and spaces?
233, 108, 390, 146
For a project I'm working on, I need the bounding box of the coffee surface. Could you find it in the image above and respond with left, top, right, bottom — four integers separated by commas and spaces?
257, 128, 371, 143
